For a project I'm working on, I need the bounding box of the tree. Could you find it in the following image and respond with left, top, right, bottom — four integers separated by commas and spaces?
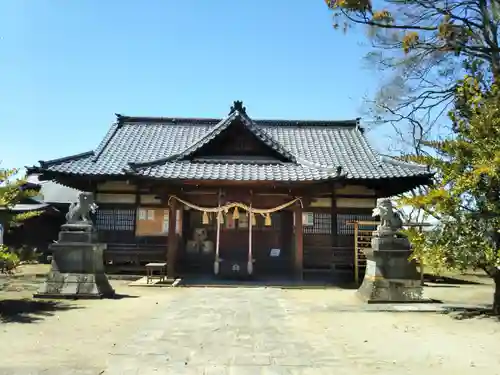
400, 75, 500, 313
325, 0, 500, 137
0, 166, 41, 272
324, 1, 500, 313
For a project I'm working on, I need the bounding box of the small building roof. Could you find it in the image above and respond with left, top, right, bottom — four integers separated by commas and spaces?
26, 174, 80, 205
31, 101, 432, 183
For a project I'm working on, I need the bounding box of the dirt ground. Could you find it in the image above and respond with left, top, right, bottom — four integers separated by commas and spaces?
0, 264, 499, 374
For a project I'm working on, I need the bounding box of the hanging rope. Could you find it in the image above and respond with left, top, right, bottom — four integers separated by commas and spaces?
168, 195, 303, 216
247, 203, 253, 275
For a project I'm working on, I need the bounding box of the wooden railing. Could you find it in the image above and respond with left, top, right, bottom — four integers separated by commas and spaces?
348, 220, 432, 284
350, 221, 376, 284
303, 245, 359, 273
104, 243, 166, 273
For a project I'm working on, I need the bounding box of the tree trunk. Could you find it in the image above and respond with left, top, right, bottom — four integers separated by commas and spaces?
494, 270, 500, 315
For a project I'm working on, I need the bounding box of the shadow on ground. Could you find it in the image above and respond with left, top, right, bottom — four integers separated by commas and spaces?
425, 275, 482, 285
112, 293, 139, 299
443, 306, 499, 321
0, 299, 81, 324
175, 275, 363, 290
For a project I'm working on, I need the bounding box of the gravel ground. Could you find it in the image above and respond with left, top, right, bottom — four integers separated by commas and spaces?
0, 265, 498, 374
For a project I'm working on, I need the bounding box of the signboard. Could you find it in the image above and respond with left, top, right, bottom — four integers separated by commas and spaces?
270, 248, 280, 257
302, 212, 314, 226
238, 213, 249, 228
147, 209, 155, 221
225, 214, 236, 229
162, 210, 169, 233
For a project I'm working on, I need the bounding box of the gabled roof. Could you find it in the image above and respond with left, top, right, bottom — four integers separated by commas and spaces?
32, 101, 432, 183
170, 108, 297, 163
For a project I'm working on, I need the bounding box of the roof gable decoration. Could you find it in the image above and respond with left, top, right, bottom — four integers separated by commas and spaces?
175, 101, 298, 163
229, 100, 247, 115
128, 101, 302, 172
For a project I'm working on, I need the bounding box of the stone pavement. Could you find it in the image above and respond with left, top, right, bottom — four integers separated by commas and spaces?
103, 287, 351, 374
2, 284, 497, 374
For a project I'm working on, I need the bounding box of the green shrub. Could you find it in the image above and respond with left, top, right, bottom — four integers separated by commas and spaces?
12, 245, 39, 263
0, 245, 20, 273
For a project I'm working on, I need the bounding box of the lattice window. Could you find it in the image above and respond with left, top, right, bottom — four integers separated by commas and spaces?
336, 214, 375, 235
96, 208, 135, 231
303, 212, 331, 235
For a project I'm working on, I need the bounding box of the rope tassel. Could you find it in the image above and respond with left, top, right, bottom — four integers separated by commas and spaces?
251, 212, 256, 226
264, 213, 272, 227
202, 211, 209, 224
218, 211, 224, 224
233, 206, 240, 220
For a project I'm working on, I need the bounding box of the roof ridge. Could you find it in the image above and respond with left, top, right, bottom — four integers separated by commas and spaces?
92, 122, 122, 162
350, 129, 392, 169
296, 158, 345, 175
242, 116, 298, 163
113, 114, 360, 127
379, 155, 429, 170
116, 114, 222, 125
38, 151, 95, 168
127, 156, 175, 172
172, 112, 238, 160
171, 111, 298, 163
356, 133, 431, 172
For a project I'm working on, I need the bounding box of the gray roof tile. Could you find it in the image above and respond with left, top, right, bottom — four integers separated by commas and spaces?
37, 104, 431, 182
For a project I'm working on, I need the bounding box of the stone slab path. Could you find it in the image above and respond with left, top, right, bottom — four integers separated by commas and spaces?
101, 287, 500, 375
2, 283, 500, 374
104, 287, 324, 374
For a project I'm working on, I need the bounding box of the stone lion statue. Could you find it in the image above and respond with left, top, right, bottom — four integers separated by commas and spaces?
372, 198, 403, 233
66, 192, 99, 224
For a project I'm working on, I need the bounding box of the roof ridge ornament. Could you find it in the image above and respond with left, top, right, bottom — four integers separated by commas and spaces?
229, 100, 246, 115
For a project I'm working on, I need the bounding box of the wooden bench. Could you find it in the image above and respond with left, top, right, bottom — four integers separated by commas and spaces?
145, 262, 167, 284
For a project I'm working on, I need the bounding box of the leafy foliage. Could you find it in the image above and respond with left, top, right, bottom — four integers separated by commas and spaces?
324, 0, 500, 149
400, 70, 500, 311
0, 245, 19, 274
325, 0, 500, 313
0, 167, 42, 227
0, 166, 43, 273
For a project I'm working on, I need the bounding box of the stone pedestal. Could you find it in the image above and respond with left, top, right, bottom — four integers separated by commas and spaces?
34, 223, 115, 299
357, 235, 426, 303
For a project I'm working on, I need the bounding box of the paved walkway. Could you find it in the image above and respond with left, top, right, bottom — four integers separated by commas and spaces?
2, 282, 499, 374
101, 287, 500, 375
104, 287, 328, 374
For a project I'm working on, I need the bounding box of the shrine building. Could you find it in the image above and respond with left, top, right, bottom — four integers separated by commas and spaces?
29, 101, 432, 280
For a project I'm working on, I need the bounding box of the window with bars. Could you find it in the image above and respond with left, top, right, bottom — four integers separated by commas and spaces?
336, 214, 376, 235
303, 212, 331, 235
96, 208, 135, 231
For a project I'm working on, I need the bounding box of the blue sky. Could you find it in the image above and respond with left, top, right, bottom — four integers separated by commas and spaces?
0, 0, 379, 170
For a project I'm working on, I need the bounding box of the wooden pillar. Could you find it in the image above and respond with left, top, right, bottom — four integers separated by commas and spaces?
176, 207, 183, 235
330, 191, 338, 247
354, 222, 359, 284
294, 202, 304, 280
167, 197, 178, 278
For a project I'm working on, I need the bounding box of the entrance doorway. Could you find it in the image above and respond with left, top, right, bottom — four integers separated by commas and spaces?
178, 209, 294, 278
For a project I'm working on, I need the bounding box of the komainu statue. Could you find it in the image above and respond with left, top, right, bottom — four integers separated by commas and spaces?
372, 198, 403, 234
66, 192, 99, 224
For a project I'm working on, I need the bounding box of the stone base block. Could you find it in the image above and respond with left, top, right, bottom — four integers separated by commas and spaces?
357, 277, 427, 303
34, 272, 115, 299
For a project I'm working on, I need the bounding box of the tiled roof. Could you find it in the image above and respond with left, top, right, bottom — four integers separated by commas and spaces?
169, 110, 297, 163
36, 102, 432, 182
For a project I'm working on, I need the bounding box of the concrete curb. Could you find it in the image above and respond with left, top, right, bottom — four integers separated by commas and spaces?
0, 273, 48, 279
325, 303, 492, 313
